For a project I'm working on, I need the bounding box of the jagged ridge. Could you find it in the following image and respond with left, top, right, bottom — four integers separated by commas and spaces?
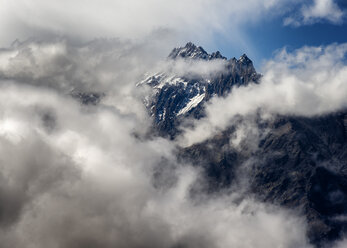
142, 42, 260, 138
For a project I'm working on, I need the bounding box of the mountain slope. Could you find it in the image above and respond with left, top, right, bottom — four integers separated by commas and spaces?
142, 43, 347, 247
179, 112, 347, 245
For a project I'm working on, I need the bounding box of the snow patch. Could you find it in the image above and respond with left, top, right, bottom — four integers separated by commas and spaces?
177, 93, 205, 116
139, 73, 189, 90
155, 76, 188, 89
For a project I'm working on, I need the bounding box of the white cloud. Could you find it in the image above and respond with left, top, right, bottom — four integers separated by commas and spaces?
0, 0, 345, 246
0, 80, 310, 248
179, 43, 347, 146
284, 0, 345, 26
0, 0, 292, 48
0, 39, 316, 248
158, 58, 229, 79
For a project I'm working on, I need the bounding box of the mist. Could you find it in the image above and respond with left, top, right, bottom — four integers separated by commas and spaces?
0, 41, 312, 247
0, 0, 346, 247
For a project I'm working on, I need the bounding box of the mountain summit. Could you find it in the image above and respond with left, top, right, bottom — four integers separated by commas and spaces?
168, 42, 227, 60
141, 43, 260, 138
168, 42, 255, 67
238, 53, 253, 66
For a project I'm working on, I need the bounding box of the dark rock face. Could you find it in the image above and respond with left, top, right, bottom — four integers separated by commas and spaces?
143, 43, 347, 246
179, 112, 347, 247
142, 42, 260, 138
252, 114, 347, 245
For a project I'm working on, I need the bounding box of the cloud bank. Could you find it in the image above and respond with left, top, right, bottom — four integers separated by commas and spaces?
2, 0, 345, 50
0, 0, 345, 247
0, 0, 287, 47
0, 39, 315, 248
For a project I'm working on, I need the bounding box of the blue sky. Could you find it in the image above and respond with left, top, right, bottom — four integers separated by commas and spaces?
203, 0, 347, 69
222, 20, 347, 69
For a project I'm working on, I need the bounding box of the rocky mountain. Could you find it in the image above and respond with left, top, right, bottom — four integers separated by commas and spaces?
141, 43, 347, 247
140, 42, 260, 138
168, 42, 227, 60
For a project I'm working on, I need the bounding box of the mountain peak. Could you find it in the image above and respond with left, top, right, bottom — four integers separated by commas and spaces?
185, 42, 198, 49
210, 51, 226, 60
169, 42, 228, 60
168, 42, 209, 60
238, 54, 253, 65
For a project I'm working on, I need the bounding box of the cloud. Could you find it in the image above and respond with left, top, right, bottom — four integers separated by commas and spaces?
229, 117, 269, 152
179, 43, 347, 146
284, 0, 345, 26
333, 238, 347, 248
0, 38, 172, 122
0, 38, 316, 247
156, 58, 229, 79
0, 39, 161, 91
0, 0, 295, 48
0, 1, 345, 246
